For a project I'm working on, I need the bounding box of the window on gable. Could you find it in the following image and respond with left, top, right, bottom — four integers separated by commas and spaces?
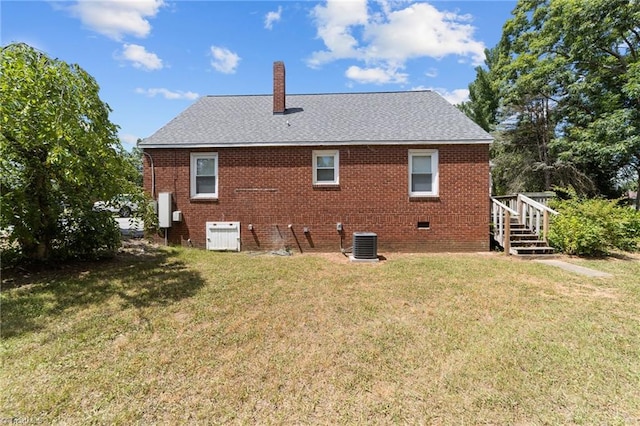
409, 149, 439, 197
313, 150, 339, 185
190, 152, 218, 199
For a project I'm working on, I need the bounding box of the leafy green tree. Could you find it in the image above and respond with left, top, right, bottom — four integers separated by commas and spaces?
485, 0, 640, 198
0, 43, 139, 261
549, 0, 640, 204
124, 145, 144, 187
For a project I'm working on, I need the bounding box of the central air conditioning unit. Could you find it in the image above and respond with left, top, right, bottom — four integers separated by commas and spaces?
352, 232, 378, 261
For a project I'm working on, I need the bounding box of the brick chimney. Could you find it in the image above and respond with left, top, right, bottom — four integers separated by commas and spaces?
273, 61, 286, 114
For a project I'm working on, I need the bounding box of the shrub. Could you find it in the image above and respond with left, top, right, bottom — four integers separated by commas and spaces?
0, 244, 24, 269
548, 196, 640, 256
615, 206, 640, 251
51, 209, 121, 261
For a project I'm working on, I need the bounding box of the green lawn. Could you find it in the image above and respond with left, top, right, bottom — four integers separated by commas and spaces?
2, 245, 639, 424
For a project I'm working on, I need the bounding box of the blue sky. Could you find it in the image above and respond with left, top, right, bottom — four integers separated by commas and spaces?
2, 1, 515, 149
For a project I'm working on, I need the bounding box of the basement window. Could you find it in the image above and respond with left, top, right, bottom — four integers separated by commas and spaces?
417, 221, 430, 229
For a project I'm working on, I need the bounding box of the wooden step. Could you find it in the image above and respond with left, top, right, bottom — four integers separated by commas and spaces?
511, 240, 550, 248
510, 246, 555, 256
509, 223, 528, 229
509, 228, 535, 234
510, 234, 540, 241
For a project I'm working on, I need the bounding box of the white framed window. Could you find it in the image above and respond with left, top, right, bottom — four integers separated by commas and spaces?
190, 152, 218, 199
409, 149, 439, 197
313, 150, 339, 185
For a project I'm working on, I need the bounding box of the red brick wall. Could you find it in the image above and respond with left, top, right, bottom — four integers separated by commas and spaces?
142, 144, 490, 252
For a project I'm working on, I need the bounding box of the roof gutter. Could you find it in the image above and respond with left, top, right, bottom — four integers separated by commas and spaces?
139, 139, 494, 149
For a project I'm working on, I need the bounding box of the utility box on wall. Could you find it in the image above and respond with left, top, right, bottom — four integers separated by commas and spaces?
158, 192, 172, 228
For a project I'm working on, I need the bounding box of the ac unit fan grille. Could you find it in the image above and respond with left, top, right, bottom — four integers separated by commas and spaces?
352, 232, 378, 259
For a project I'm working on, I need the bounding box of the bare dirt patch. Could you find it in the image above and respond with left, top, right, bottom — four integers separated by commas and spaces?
553, 282, 620, 299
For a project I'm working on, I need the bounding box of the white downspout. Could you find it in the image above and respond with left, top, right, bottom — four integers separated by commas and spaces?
141, 151, 156, 199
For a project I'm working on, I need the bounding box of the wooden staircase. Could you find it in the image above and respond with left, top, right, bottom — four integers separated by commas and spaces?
491, 193, 558, 257
507, 220, 555, 256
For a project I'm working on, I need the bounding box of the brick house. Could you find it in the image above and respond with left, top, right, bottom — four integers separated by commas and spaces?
139, 62, 493, 253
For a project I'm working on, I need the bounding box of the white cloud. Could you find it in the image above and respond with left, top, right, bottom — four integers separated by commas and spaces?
418, 87, 469, 105
425, 67, 438, 78
308, 0, 486, 84
308, 0, 368, 67
119, 133, 140, 147
210, 46, 241, 74
121, 44, 163, 70
345, 65, 408, 84
68, 0, 165, 41
264, 6, 282, 30
135, 88, 199, 100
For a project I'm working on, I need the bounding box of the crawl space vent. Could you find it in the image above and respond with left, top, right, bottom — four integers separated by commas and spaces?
206, 222, 240, 251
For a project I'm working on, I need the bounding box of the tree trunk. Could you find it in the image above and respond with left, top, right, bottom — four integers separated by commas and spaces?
636, 169, 640, 211
20, 239, 50, 262
22, 149, 55, 261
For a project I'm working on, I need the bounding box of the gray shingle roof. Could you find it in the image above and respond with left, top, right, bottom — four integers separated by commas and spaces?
139, 90, 492, 148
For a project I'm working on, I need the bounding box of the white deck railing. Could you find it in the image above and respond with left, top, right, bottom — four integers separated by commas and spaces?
491, 193, 558, 254
491, 198, 518, 254
517, 194, 558, 240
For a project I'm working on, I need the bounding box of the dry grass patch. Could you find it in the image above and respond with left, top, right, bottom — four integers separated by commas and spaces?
2, 246, 640, 424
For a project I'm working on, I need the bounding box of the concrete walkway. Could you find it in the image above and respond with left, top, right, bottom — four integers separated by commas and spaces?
534, 259, 613, 278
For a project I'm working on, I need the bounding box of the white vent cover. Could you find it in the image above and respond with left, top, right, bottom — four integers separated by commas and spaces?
352, 232, 378, 259
206, 222, 240, 251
